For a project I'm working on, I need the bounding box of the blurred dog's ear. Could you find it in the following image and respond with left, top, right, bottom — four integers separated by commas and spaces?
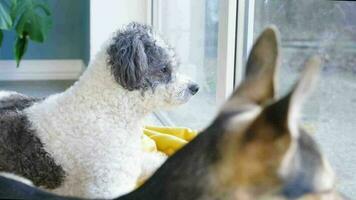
224, 27, 280, 110
241, 56, 321, 146
107, 28, 148, 91
264, 56, 321, 137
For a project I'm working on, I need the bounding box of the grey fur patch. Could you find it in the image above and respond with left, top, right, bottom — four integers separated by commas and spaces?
0, 93, 65, 189
107, 22, 176, 91
0, 94, 42, 111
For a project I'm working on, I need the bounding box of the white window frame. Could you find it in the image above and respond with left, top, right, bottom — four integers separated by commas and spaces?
148, 0, 255, 126
216, 0, 237, 106
235, 0, 255, 87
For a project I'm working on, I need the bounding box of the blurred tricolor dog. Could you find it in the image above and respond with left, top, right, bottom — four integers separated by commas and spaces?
0, 23, 199, 198
0, 27, 345, 200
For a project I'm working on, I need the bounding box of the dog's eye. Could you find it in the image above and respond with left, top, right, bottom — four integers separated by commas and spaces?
161, 67, 168, 73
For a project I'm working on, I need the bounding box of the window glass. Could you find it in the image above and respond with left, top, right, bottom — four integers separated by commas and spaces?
254, 0, 356, 197
157, 0, 219, 129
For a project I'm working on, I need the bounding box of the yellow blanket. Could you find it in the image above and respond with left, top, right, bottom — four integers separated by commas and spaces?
142, 126, 198, 156
135, 126, 198, 187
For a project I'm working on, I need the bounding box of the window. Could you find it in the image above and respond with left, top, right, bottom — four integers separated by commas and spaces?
151, 1, 356, 196
152, 0, 221, 129
151, 0, 356, 196
253, 0, 356, 197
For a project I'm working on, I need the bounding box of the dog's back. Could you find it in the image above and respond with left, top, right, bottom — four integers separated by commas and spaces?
0, 92, 65, 189
0, 91, 41, 111
0, 27, 344, 200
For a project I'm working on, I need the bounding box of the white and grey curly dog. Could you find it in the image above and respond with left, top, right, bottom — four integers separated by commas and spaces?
0, 23, 199, 198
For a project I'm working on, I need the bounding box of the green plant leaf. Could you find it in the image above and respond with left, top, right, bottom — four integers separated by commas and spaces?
10, 0, 19, 21
10, 0, 28, 22
14, 34, 28, 67
34, 3, 51, 16
0, 30, 3, 47
0, 2, 12, 29
8, 0, 52, 66
14, 0, 52, 43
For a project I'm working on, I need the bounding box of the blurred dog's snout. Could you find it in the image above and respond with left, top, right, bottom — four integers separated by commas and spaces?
188, 84, 199, 95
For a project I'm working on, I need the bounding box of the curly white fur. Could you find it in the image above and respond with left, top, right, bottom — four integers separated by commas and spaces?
24, 41, 194, 198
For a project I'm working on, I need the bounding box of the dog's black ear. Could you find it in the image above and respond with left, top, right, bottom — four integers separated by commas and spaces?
224, 27, 280, 110
107, 25, 148, 91
264, 56, 321, 137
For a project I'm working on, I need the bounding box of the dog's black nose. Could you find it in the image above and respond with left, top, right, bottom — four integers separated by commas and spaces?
188, 84, 199, 95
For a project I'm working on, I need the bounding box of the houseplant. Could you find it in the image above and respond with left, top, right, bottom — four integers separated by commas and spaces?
0, 0, 52, 66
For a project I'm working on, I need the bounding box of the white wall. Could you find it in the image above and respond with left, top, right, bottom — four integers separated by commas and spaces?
90, 0, 150, 57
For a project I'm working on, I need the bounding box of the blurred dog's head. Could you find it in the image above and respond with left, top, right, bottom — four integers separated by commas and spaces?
106, 23, 199, 108
208, 28, 337, 199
